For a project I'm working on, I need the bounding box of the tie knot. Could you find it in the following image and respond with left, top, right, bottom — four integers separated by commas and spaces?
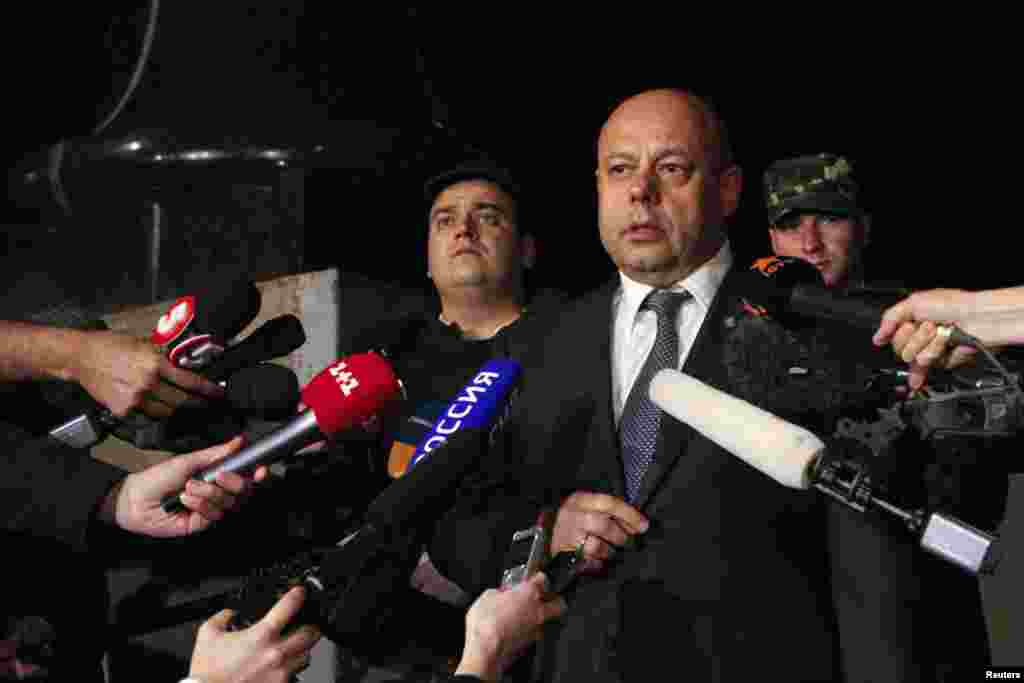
642, 289, 690, 320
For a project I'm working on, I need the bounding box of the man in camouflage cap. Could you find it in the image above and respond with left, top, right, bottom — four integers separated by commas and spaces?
764, 153, 870, 289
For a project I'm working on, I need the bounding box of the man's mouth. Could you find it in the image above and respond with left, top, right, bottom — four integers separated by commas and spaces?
623, 222, 664, 240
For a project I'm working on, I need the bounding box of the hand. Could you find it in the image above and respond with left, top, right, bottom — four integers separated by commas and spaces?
455, 572, 566, 681
550, 491, 648, 574
189, 586, 322, 683
873, 290, 980, 390
98, 437, 268, 537
70, 330, 224, 418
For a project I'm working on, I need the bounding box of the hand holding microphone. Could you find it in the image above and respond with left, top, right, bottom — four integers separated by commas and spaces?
872, 287, 1024, 389
160, 352, 403, 514
649, 369, 1000, 574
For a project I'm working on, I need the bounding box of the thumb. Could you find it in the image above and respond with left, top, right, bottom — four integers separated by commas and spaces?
181, 437, 245, 473
204, 608, 236, 632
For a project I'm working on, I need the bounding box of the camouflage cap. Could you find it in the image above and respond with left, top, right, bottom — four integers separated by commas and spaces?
763, 153, 862, 226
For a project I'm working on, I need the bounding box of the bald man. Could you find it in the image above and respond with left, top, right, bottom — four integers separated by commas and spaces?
430, 89, 986, 682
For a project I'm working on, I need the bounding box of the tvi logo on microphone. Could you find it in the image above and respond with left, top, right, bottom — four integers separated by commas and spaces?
408, 358, 521, 471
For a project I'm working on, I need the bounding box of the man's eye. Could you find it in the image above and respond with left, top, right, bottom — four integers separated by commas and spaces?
774, 215, 802, 231
476, 212, 502, 226
434, 216, 453, 230
608, 164, 630, 176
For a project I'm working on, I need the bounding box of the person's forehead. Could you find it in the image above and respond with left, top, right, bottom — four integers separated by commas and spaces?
431, 179, 513, 211
772, 211, 858, 229
601, 93, 709, 148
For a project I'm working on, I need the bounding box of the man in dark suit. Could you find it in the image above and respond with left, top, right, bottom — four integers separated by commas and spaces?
431, 89, 983, 682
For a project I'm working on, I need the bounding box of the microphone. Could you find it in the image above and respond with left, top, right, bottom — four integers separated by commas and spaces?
133, 362, 303, 453
649, 368, 1000, 574
159, 352, 404, 513
200, 314, 306, 382
150, 277, 262, 369
365, 358, 521, 531
224, 358, 521, 642
224, 362, 301, 422
386, 401, 447, 478
742, 256, 979, 348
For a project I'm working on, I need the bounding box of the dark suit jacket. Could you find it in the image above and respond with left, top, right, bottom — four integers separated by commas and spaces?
432, 268, 990, 683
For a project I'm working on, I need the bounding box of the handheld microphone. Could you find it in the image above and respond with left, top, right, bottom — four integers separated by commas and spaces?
150, 277, 262, 369
743, 256, 979, 348
132, 362, 304, 453
224, 358, 522, 641
224, 363, 301, 422
649, 369, 999, 574
386, 401, 447, 478
160, 352, 404, 513
200, 314, 306, 382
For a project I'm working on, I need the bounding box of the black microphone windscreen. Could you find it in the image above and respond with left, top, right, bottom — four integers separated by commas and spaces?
191, 275, 262, 342
203, 314, 306, 382
226, 363, 301, 421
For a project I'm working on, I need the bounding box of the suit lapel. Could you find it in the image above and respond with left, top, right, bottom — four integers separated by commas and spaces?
631, 268, 742, 509
567, 279, 625, 499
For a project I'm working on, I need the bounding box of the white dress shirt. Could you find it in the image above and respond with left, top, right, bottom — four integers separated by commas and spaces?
610, 241, 733, 425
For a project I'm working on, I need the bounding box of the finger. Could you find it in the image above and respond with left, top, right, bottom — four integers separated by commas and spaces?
213, 471, 253, 497
192, 437, 246, 469
285, 651, 315, 675
570, 492, 649, 534
179, 492, 224, 523
947, 346, 978, 369
203, 608, 235, 632
580, 533, 615, 561
159, 359, 226, 400
907, 363, 929, 392
900, 321, 938, 364
136, 394, 175, 420
912, 329, 951, 369
874, 299, 913, 346
186, 479, 239, 513
261, 586, 306, 635
278, 625, 322, 660
889, 322, 920, 360
583, 512, 631, 547
253, 466, 269, 484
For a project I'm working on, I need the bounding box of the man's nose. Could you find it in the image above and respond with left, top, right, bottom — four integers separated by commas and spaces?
454, 214, 479, 239
799, 222, 824, 252
629, 169, 659, 204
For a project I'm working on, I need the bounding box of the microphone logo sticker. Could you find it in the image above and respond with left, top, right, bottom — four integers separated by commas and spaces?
152, 296, 196, 346
328, 361, 360, 397
408, 359, 521, 471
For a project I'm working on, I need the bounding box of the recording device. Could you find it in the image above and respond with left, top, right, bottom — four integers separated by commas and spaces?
160, 351, 404, 514
649, 369, 1001, 575
741, 256, 980, 349
151, 278, 262, 370
223, 358, 521, 641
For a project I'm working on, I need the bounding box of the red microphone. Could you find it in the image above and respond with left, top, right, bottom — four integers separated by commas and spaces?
151, 278, 262, 369
160, 352, 403, 513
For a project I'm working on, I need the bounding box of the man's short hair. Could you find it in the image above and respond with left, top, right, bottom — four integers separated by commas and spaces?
763, 153, 865, 226
423, 160, 527, 234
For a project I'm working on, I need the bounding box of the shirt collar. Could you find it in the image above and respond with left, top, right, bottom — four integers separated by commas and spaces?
617, 240, 733, 324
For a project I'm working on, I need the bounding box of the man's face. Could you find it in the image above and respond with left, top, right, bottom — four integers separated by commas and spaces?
596, 91, 742, 287
427, 180, 531, 296
768, 212, 864, 288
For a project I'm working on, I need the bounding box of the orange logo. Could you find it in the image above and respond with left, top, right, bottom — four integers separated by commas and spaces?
751, 256, 784, 276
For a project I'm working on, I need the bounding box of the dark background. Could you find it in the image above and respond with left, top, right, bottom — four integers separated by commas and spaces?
1, 5, 1016, 314
1, 5, 1021, 676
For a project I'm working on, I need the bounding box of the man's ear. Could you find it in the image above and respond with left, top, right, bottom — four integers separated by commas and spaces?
521, 234, 537, 270
719, 165, 743, 218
